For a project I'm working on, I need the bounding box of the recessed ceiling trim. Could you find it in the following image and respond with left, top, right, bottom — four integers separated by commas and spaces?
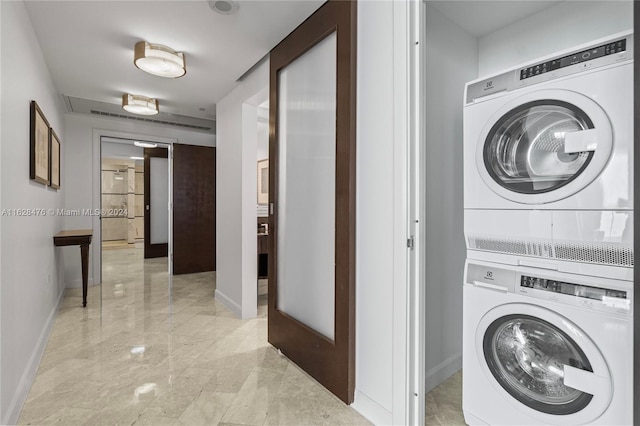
64, 95, 216, 134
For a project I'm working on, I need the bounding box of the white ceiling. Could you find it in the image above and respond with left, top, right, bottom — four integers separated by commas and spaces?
24, 0, 325, 122
428, 1, 561, 38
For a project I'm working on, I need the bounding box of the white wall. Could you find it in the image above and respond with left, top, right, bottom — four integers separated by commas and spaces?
424, 4, 477, 393
478, 0, 632, 77
0, 2, 66, 423
63, 113, 215, 288
353, 1, 409, 424
257, 110, 269, 161
215, 60, 268, 318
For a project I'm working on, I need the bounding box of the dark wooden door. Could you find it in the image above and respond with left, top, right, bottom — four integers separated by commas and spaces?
144, 147, 169, 258
268, 0, 357, 404
173, 144, 216, 275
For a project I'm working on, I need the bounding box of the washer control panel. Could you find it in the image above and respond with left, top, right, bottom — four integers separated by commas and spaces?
465, 261, 632, 315
520, 275, 626, 300
518, 274, 631, 315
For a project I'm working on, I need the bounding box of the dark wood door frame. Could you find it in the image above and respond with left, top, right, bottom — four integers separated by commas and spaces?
268, 0, 357, 404
144, 147, 169, 259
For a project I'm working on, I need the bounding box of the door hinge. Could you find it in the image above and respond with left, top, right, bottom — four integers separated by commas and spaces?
407, 236, 415, 250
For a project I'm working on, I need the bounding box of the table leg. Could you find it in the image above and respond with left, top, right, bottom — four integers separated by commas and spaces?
80, 243, 89, 307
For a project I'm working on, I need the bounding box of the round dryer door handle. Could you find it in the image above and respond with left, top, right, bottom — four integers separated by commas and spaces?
563, 364, 611, 396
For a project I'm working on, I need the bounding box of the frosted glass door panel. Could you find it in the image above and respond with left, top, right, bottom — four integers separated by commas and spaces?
150, 156, 168, 244
276, 32, 337, 341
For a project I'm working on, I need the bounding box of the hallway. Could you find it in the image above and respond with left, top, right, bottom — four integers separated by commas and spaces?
18, 249, 369, 425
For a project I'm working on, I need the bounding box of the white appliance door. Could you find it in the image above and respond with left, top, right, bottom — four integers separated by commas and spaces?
477, 89, 612, 204
476, 304, 612, 425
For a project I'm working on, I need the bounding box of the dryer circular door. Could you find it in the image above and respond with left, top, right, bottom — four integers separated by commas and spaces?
476, 303, 613, 425
476, 89, 613, 204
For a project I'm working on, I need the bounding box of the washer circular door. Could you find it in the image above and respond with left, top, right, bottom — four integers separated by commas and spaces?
476, 303, 613, 425
476, 89, 613, 204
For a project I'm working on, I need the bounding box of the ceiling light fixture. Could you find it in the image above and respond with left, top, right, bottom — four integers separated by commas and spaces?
122, 94, 159, 115
130, 156, 144, 161
134, 41, 186, 78
134, 141, 158, 148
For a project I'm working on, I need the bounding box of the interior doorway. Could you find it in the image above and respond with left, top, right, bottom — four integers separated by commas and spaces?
143, 146, 169, 259
257, 100, 269, 300
99, 137, 172, 302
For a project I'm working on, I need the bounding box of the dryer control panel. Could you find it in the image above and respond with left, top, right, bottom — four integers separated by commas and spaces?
465, 32, 633, 104
519, 38, 627, 80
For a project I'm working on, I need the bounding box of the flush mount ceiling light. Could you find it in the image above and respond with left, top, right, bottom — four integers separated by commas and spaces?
208, 0, 239, 15
134, 41, 186, 78
134, 141, 158, 148
122, 94, 159, 116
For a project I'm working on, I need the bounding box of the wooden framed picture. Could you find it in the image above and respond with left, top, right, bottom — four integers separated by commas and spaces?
257, 159, 269, 205
30, 100, 50, 185
49, 128, 60, 189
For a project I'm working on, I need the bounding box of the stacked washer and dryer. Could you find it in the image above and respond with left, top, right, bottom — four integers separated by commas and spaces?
462, 32, 634, 425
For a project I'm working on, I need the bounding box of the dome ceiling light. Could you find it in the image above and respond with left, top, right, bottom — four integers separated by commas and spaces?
122, 94, 159, 115
134, 41, 186, 78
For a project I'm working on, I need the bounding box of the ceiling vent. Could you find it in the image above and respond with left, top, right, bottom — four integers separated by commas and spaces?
63, 95, 215, 134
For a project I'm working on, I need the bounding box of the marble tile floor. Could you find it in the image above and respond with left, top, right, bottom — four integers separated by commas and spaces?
425, 371, 465, 426
102, 240, 133, 251
18, 248, 370, 426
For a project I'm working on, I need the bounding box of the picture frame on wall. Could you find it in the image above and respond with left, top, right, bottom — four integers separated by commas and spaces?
30, 100, 50, 185
49, 128, 61, 189
257, 159, 269, 205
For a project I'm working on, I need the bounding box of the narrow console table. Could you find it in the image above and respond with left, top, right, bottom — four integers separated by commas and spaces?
53, 229, 93, 307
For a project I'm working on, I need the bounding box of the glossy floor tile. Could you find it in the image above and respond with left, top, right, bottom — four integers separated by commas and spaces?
18, 248, 369, 426
425, 371, 465, 426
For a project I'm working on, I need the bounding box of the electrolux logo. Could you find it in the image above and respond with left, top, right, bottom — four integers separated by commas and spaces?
485, 271, 494, 280
484, 80, 493, 91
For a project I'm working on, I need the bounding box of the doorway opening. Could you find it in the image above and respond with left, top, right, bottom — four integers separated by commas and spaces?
257, 99, 269, 303
99, 136, 172, 306
416, 1, 633, 425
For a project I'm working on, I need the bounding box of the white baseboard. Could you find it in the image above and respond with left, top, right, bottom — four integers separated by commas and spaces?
425, 352, 462, 394
214, 289, 242, 318
352, 389, 393, 426
2, 286, 65, 425
65, 277, 96, 289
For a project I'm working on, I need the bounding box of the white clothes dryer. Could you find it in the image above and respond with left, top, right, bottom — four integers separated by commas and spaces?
463, 32, 634, 278
464, 31, 632, 210
462, 259, 632, 426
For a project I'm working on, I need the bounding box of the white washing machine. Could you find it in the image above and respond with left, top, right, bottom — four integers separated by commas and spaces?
463, 32, 633, 280
463, 259, 632, 426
